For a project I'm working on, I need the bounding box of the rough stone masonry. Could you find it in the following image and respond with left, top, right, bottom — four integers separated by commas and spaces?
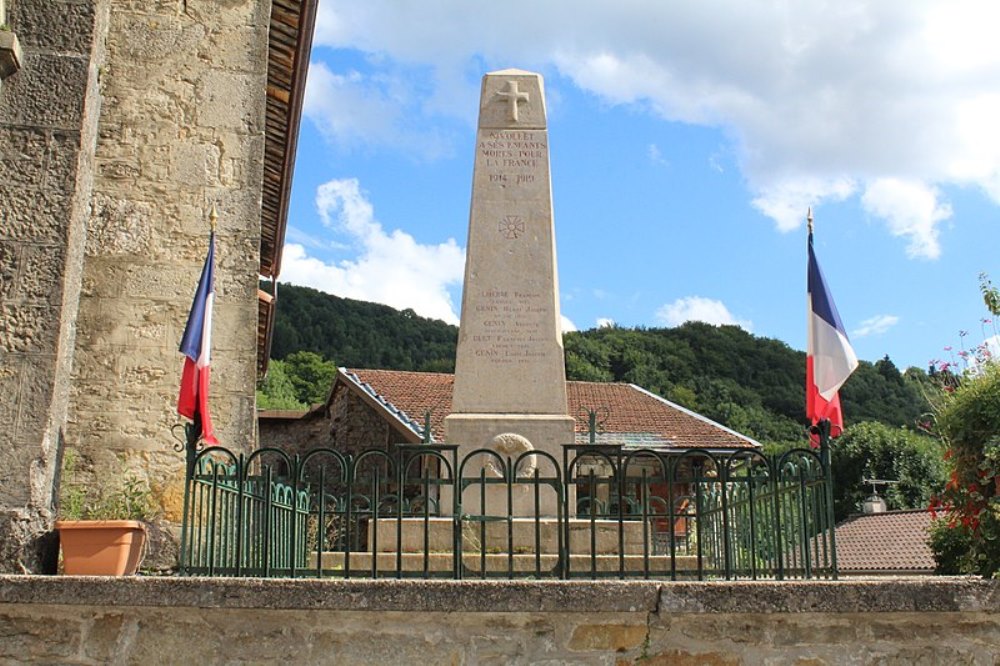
0, 0, 267, 572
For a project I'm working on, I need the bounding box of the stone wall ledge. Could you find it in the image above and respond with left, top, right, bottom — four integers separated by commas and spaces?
1, 575, 997, 614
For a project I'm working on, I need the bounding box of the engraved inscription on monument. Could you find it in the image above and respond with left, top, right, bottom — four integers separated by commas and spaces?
444, 69, 576, 517
451, 69, 569, 415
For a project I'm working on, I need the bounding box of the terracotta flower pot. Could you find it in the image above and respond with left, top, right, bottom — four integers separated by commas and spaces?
55, 520, 147, 575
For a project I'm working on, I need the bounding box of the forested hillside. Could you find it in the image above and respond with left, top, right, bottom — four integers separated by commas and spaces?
270, 284, 458, 372
268, 283, 931, 449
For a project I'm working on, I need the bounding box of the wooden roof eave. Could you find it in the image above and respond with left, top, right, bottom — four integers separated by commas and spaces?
259, 0, 318, 280
257, 0, 319, 378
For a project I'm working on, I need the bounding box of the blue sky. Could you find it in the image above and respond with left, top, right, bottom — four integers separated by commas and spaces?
281, 1, 1000, 371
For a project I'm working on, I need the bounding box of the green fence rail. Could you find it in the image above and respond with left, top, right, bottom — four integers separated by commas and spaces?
180, 442, 836, 580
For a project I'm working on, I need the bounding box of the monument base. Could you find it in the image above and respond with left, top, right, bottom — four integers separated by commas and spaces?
368, 517, 666, 556
310, 516, 697, 575
443, 413, 576, 516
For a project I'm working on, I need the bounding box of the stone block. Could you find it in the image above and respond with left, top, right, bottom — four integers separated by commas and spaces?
639, 649, 740, 665
80, 612, 128, 663
0, 357, 21, 426
0, 304, 59, 353
568, 623, 648, 652
86, 194, 153, 257
16, 243, 65, 303
0, 189, 72, 244
11, 354, 56, 437
196, 70, 261, 131
0, 53, 90, 129
168, 142, 220, 188
0, 445, 44, 505
0, 242, 18, 298
0, 126, 49, 189
44, 130, 85, 191
10, 0, 96, 54
206, 24, 267, 74
0, 611, 80, 660
116, 263, 184, 300
109, 11, 204, 66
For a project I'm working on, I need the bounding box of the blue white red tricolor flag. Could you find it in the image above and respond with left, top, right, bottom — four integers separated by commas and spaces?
807, 228, 858, 438
177, 232, 218, 445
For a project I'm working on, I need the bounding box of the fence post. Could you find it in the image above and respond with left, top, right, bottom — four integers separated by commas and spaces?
817, 419, 839, 579
177, 420, 200, 575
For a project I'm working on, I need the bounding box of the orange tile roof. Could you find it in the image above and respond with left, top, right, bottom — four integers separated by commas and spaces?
339, 368, 758, 449
834, 509, 937, 573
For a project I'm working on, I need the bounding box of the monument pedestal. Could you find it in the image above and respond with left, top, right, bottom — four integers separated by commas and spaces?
443, 413, 575, 516
310, 517, 700, 575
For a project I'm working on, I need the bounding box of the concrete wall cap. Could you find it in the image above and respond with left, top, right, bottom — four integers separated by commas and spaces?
0, 576, 996, 614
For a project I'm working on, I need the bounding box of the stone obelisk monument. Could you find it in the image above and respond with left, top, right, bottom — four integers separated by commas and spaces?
444, 69, 575, 516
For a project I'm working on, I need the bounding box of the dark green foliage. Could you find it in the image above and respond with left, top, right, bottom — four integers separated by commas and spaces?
830, 421, 947, 521
283, 351, 336, 405
268, 288, 931, 453
564, 322, 929, 447
270, 283, 457, 372
928, 519, 973, 575
256, 359, 306, 410
930, 364, 1000, 578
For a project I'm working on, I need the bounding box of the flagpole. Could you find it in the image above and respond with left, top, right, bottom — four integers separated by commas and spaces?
809, 208, 839, 579
178, 205, 217, 573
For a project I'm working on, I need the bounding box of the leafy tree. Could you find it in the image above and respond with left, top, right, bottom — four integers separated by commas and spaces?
256, 359, 306, 410
257, 352, 336, 408
283, 351, 336, 405
830, 421, 947, 521
269, 283, 457, 371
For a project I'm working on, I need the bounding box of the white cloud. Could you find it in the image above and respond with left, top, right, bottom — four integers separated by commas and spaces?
314, 1, 1000, 257
751, 176, 856, 233
560, 315, 578, 334
280, 178, 465, 324
852, 314, 900, 338
860, 178, 952, 260
303, 62, 453, 158
655, 296, 752, 331
596, 317, 615, 329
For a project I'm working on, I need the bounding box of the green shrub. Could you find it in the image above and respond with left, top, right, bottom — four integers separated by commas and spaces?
59, 450, 159, 521
930, 363, 1000, 578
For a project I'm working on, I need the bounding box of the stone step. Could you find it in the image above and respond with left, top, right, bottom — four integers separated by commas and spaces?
367, 517, 685, 555
310, 551, 701, 574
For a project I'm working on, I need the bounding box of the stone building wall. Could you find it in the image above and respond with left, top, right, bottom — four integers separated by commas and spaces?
0, 0, 270, 572
258, 388, 413, 461
0, 577, 998, 664
328, 387, 408, 455
0, 0, 108, 572
258, 408, 332, 455
63, 0, 269, 524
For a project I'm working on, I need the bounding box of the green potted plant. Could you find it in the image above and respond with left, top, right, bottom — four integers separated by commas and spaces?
55, 452, 159, 575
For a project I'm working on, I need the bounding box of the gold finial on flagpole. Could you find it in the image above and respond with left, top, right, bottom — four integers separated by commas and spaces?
209, 203, 218, 233
807, 207, 814, 235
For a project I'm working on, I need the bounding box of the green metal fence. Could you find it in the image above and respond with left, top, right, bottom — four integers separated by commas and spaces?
180, 443, 836, 580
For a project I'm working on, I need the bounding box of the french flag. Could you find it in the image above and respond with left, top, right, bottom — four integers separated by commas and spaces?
177, 233, 218, 445
807, 227, 858, 437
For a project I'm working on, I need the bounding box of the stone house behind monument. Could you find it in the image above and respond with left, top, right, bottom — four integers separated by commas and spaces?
260, 367, 762, 517
0, 0, 317, 572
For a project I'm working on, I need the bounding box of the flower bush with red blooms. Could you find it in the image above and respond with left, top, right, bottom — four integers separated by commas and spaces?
926, 273, 1000, 577
927, 361, 1000, 577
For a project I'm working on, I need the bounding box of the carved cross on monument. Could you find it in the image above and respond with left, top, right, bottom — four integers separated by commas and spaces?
494, 80, 530, 122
